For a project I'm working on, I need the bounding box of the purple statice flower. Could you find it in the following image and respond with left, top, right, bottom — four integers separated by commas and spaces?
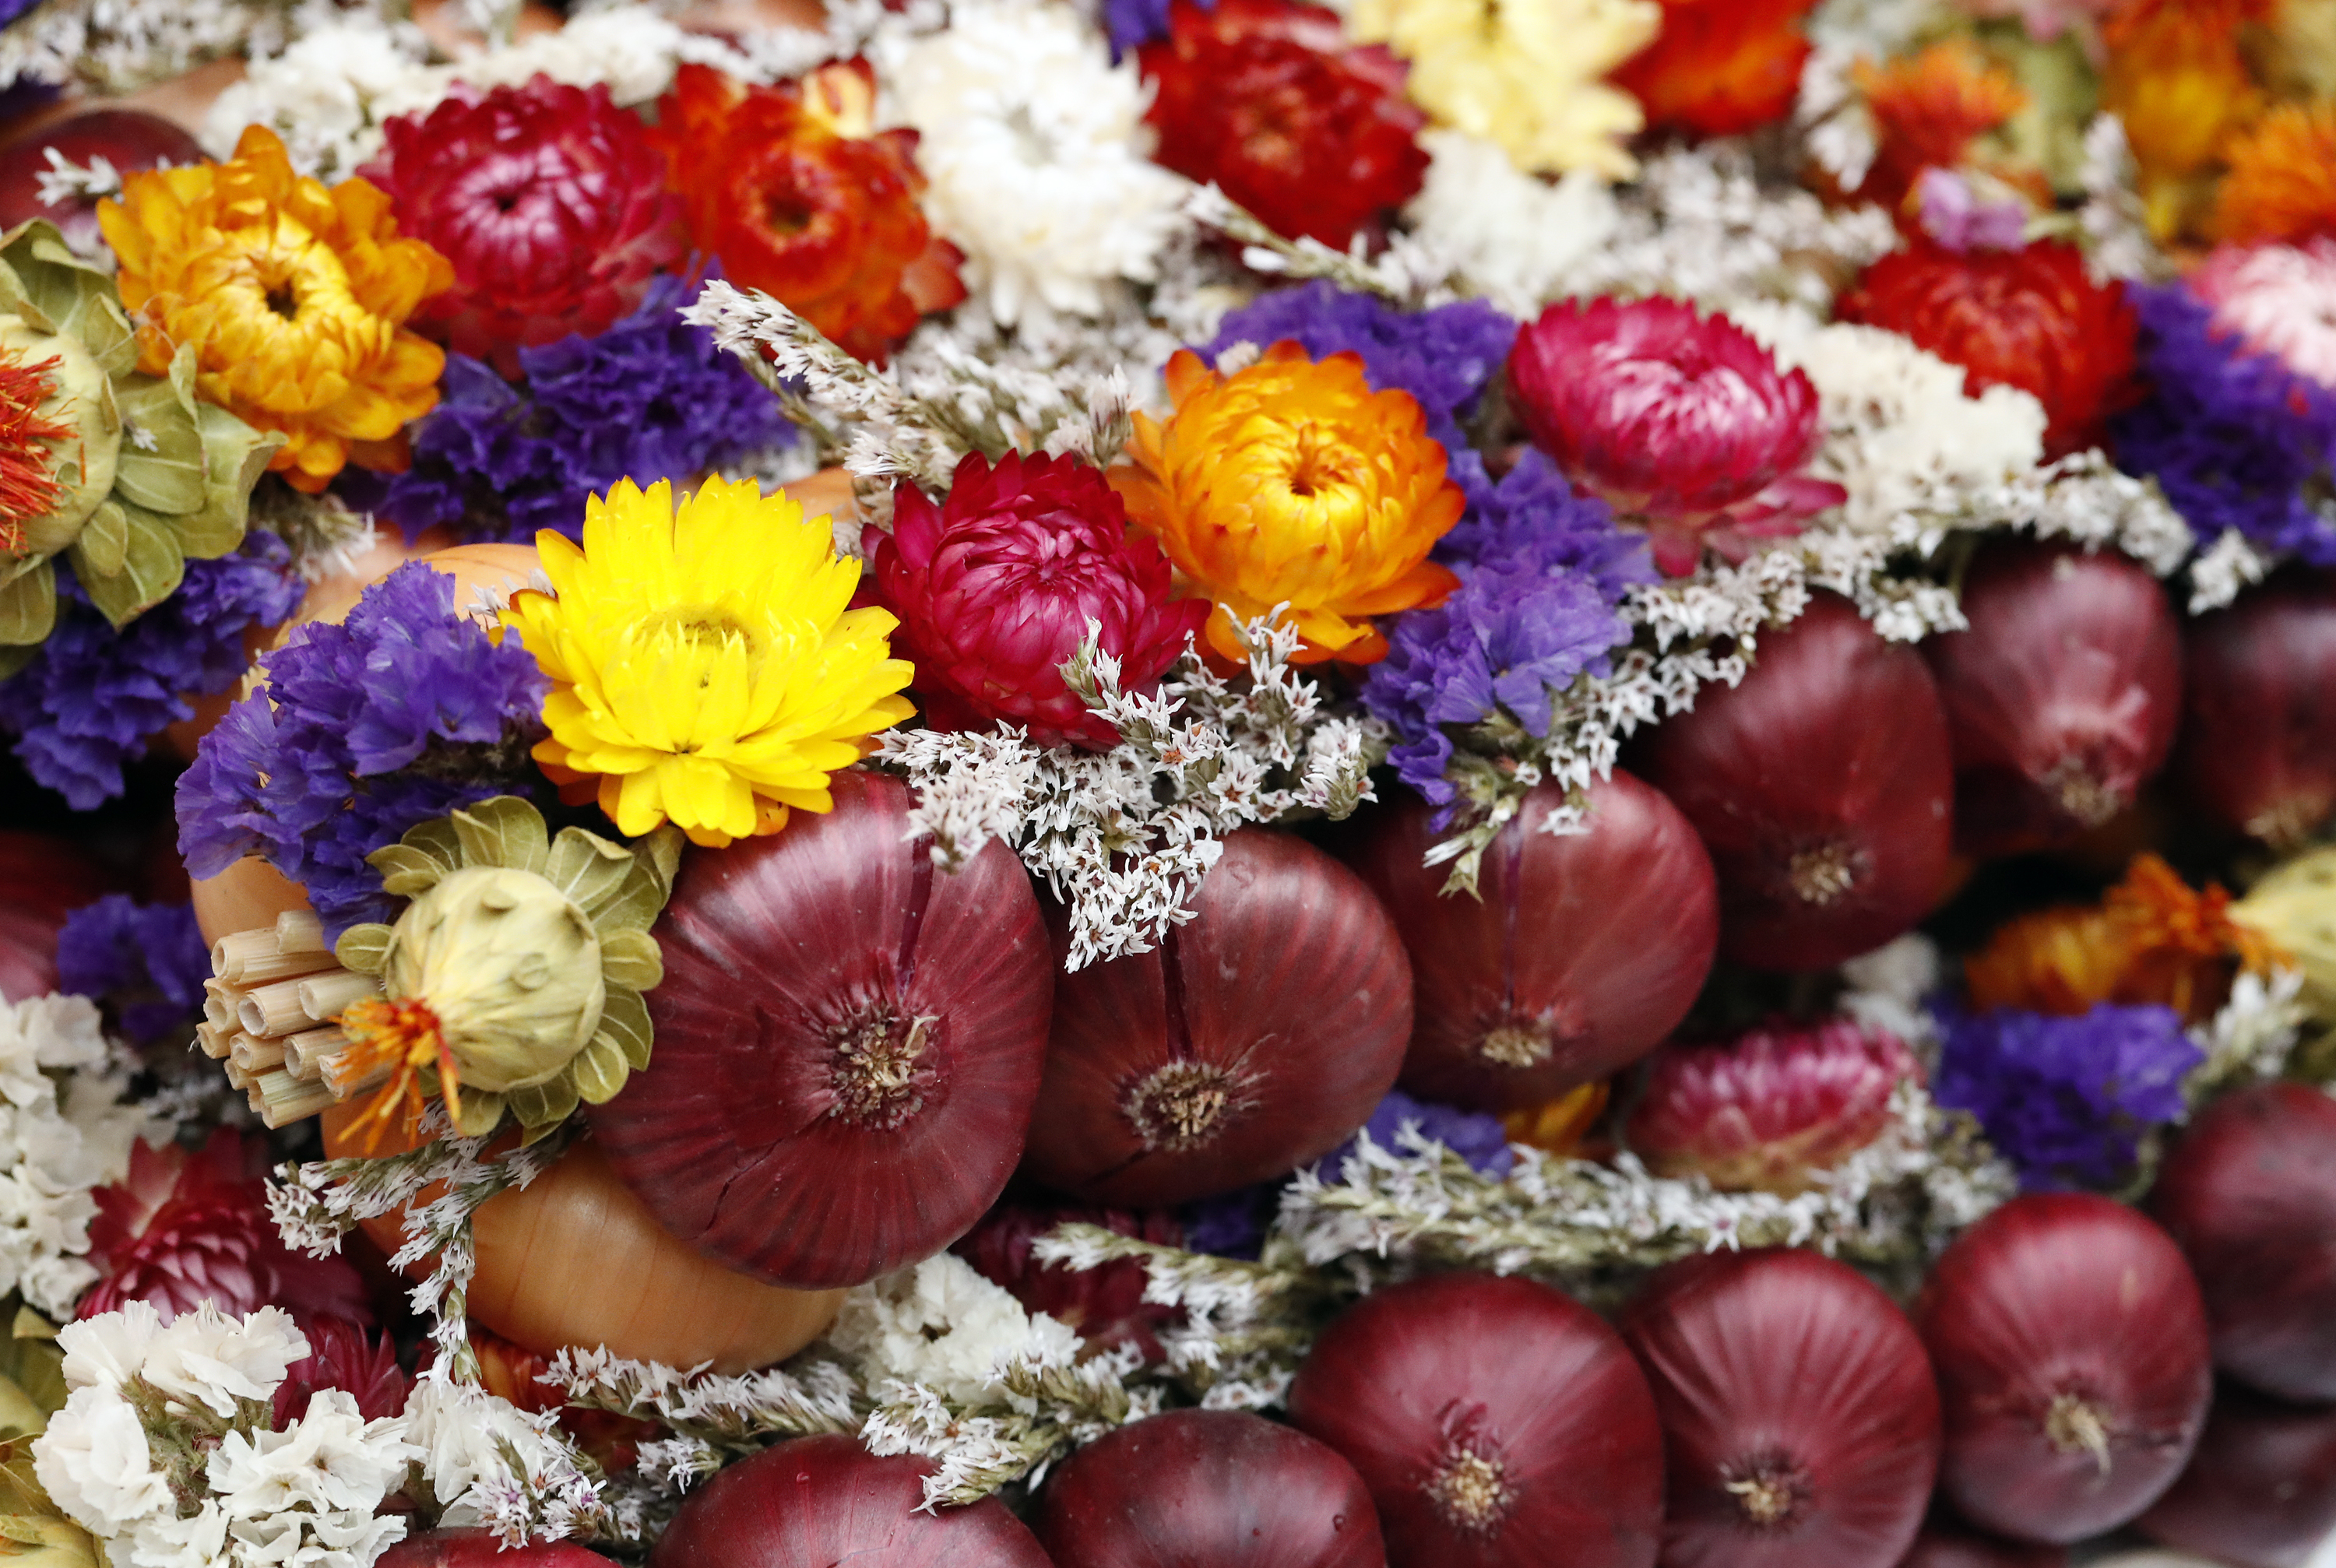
2112, 281, 2336, 564
1361, 455, 1648, 808
1179, 1089, 1513, 1259
0, 536, 303, 809
55, 896, 209, 1046
1932, 1000, 2203, 1190
174, 563, 550, 938
1104, 0, 1198, 55
378, 272, 794, 545
1915, 169, 2028, 254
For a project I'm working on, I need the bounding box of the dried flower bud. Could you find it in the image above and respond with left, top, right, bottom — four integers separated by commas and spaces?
1627, 1019, 1920, 1195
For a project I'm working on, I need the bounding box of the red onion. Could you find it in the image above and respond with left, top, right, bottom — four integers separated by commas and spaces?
378, 1531, 611, 1566
2176, 571, 2336, 848
651, 1433, 1053, 1567
1288, 1271, 1664, 1568
1349, 774, 1718, 1113
1619, 1248, 1940, 1568
953, 1199, 1186, 1362
1894, 1522, 2069, 1568
1625, 1019, 1919, 1195
589, 771, 1054, 1290
0, 831, 114, 1003
2148, 1081, 2336, 1402
1922, 540, 2180, 857
1633, 593, 1954, 972
1020, 829, 1411, 1208
0, 109, 203, 256
1915, 1193, 2212, 1545
2138, 1382, 2336, 1568
1036, 1408, 1386, 1568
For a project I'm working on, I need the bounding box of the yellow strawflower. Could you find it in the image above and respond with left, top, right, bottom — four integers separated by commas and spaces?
97, 125, 452, 494
1346, 0, 1660, 178
1113, 343, 1463, 666
501, 475, 916, 848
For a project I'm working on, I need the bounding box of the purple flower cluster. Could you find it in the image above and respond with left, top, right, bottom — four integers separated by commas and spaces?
1103, 0, 1199, 55
1933, 1000, 2203, 1190
1361, 453, 1649, 808
377, 272, 793, 545
55, 896, 209, 1046
0, 537, 304, 809
2113, 281, 2336, 564
174, 563, 550, 938
1180, 1089, 1513, 1258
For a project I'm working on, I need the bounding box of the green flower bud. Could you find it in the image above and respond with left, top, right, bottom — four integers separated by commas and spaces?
381, 864, 607, 1095
2236, 847, 2336, 1018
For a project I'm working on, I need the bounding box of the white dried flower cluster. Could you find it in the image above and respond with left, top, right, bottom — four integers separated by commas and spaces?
881, 613, 1385, 968
827, 1255, 1079, 1406
1187, 184, 1458, 310
0, 0, 300, 95
402, 1376, 621, 1547
32, 150, 127, 209
2188, 967, 2312, 1099
2077, 114, 2168, 285
1552, 145, 1898, 315
33, 1303, 416, 1568
2186, 527, 2279, 613
1400, 130, 1620, 319
1838, 933, 1947, 1058
0, 995, 154, 1320
874, 0, 1190, 327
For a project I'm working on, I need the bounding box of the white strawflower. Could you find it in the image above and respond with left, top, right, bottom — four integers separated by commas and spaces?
33, 1384, 171, 1532
1402, 128, 1617, 318
827, 1254, 1081, 1404
874, 0, 1189, 325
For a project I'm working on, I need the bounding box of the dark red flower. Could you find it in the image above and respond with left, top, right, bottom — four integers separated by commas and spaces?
1506, 296, 1845, 575
648, 62, 962, 366
1835, 240, 2141, 458
360, 76, 688, 378
273, 1317, 410, 1426
873, 451, 1209, 748
953, 1201, 1186, 1362
79, 1129, 372, 1325
1140, 0, 1428, 248
1610, 0, 1819, 139
1627, 1019, 1922, 1194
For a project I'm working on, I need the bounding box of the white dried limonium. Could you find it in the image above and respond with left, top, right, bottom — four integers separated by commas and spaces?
1400, 128, 1618, 318
402, 1376, 620, 1547
873, 0, 1190, 325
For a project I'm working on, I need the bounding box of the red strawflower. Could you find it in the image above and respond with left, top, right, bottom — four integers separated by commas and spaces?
648, 62, 962, 366
79, 1129, 373, 1324
873, 451, 1209, 749
360, 76, 688, 378
1140, 0, 1428, 248
1505, 297, 1845, 577
1835, 239, 2141, 458
953, 1201, 1186, 1362
273, 1317, 410, 1426
1626, 1019, 1922, 1195
1610, 0, 1818, 140
1850, 41, 2028, 216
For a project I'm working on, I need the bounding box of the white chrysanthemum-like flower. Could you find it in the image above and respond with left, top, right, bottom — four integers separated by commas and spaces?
402, 1375, 603, 1539
1401, 128, 1617, 318
0, 996, 153, 1318
34, 1383, 171, 1531
209, 1389, 419, 1527
139, 1305, 309, 1421
199, 16, 438, 179
874, 0, 1189, 325
828, 1254, 1081, 1405
1732, 301, 2048, 537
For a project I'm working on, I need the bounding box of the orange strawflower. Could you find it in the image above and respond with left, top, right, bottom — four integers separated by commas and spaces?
97, 125, 453, 494
2102, 0, 2270, 234
1964, 853, 2280, 1022
1113, 343, 1464, 665
1611, 0, 1818, 140
1503, 1080, 1610, 1155
2212, 100, 2336, 244
1852, 41, 2028, 213
648, 62, 960, 365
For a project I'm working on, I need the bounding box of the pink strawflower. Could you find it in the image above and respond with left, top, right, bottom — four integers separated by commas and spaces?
2190, 237, 2336, 389
360, 75, 687, 378
79, 1130, 372, 1324
1504, 297, 1845, 577
1626, 1018, 1921, 1195
872, 452, 1209, 749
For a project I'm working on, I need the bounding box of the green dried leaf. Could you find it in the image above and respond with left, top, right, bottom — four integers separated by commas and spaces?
71, 500, 125, 578
569, 1034, 631, 1105
333, 923, 396, 975
509, 1074, 579, 1135
596, 986, 652, 1071
452, 796, 550, 876
368, 843, 452, 898
0, 647, 33, 684
598, 929, 663, 992
2, 222, 133, 376
0, 564, 56, 647
547, 828, 636, 916
450, 1088, 508, 1139
107, 359, 207, 515
399, 816, 465, 873
178, 403, 280, 561
74, 502, 183, 627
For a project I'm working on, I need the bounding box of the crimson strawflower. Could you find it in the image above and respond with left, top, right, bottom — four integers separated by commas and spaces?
1141, 0, 1428, 248
79, 1129, 372, 1324
272, 1318, 410, 1426
649, 61, 961, 365
873, 451, 1208, 748
1505, 297, 1844, 576
1627, 1019, 1921, 1195
1836, 239, 2141, 457
360, 76, 687, 378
